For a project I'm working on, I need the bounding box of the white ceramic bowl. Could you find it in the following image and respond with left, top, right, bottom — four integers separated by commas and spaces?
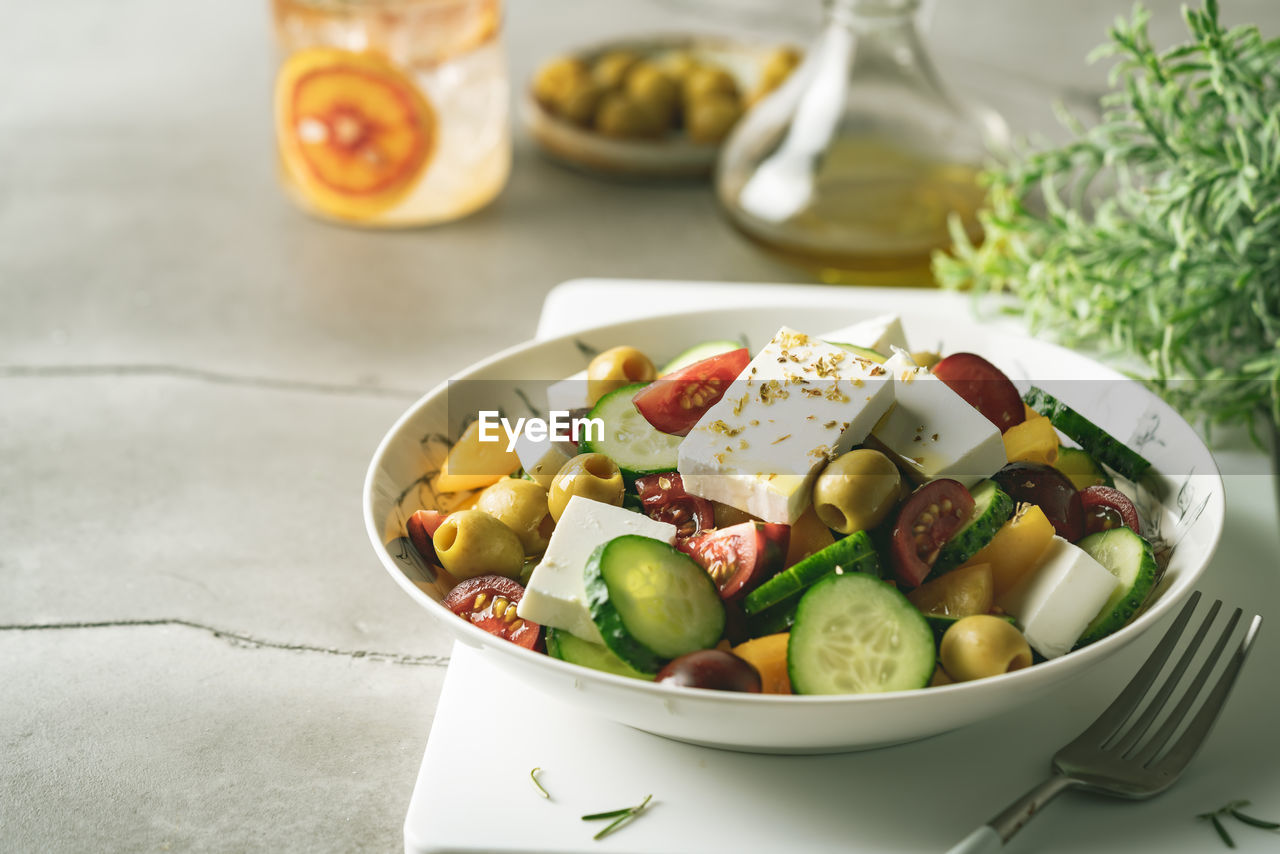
363, 306, 1224, 753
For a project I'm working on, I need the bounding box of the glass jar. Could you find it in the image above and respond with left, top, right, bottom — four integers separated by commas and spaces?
271, 0, 511, 227
715, 0, 1006, 285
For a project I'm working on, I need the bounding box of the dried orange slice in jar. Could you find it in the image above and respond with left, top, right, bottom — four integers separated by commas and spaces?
275, 48, 436, 222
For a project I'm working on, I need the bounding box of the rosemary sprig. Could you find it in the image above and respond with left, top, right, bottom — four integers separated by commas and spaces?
529, 767, 549, 799
582, 794, 653, 841
1197, 799, 1280, 848
934, 0, 1280, 442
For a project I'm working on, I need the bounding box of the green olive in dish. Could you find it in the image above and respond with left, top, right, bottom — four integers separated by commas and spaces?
811, 448, 902, 534
547, 454, 625, 521
476, 478, 554, 555
587, 345, 657, 405
594, 92, 668, 139
684, 93, 743, 144
939, 616, 1034, 682
533, 55, 589, 109
555, 76, 606, 127
433, 510, 525, 580
625, 62, 679, 124
682, 65, 738, 104
593, 50, 642, 90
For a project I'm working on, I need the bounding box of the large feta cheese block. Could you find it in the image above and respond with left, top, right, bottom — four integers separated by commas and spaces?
998, 536, 1120, 659
516, 495, 677, 643
820, 314, 908, 356
545, 369, 589, 413
514, 431, 575, 489
677, 327, 895, 524
870, 352, 1007, 487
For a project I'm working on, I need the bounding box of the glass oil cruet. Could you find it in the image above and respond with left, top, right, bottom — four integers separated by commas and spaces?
716, 0, 1007, 286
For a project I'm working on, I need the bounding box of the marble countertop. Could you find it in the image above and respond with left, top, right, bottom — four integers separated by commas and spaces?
4, 1, 1278, 851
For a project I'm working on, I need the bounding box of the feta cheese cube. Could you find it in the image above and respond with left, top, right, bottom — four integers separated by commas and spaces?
998, 536, 1120, 659
516, 496, 677, 643
678, 327, 895, 524
869, 352, 1007, 487
514, 432, 575, 489
545, 369, 589, 413
820, 314, 908, 356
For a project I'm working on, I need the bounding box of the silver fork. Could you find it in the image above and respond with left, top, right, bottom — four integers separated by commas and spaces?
946, 592, 1263, 853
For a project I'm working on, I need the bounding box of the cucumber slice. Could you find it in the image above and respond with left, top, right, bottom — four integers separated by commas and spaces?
546, 627, 655, 680
742, 530, 879, 616
923, 612, 1016, 644
932, 481, 1015, 575
1074, 527, 1158, 647
788, 573, 935, 694
1023, 387, 1152, 481
584, 535, 725, 673
660, 339, 742, 375
581, 383, 683, 479
1054, 446, 1115, 490
828, 342, 888, 364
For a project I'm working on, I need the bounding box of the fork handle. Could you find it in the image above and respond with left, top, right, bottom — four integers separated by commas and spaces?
945, 775, 1081, 853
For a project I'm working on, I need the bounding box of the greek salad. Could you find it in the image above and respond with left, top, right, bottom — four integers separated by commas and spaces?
405, 317, 1159, 695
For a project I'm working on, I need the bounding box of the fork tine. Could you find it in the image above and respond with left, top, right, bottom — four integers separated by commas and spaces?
1073, 592, 1201, 747
1108, 600, 1223, 754
1150, 614, 1263, 775
1129, 608, 1241, 763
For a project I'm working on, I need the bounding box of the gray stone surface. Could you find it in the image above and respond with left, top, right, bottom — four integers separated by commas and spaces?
4, 1, 1280, 852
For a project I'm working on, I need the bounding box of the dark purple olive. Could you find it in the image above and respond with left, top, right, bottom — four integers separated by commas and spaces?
655, 650, 762, 693
991, 462, 1084, 541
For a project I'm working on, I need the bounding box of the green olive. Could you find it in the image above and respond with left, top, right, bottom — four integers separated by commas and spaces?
685, 93, 743, 144
939, 615, 1033, 682
594, 93, 667, 139
586, 345, 657, 405
811, 449, 902, 534
554, 76, 605, 127
660, 51, 700, 83
592, 50, 642, 90
683, 65, 738, 104
432, 510, 524, 580
533, 56, 589, 108
548, 454, 625, 521
625, 62, 678, 125
751, 47, 802, 103
476, 478, 554, 555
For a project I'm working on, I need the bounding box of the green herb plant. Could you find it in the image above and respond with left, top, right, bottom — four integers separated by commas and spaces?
934, 0, 1280, 441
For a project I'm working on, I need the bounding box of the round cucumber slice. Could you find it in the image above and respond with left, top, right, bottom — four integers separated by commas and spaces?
932, 480, 1015, 575
1075, 527, 1158, 647
580, 383, 683, 479
1054, 446, 1115, 490
742, 530, 880, 616
584, 535, 724, 673
546, 627, 655, 680
659, 339, 743, 375
788, 573, 935, 695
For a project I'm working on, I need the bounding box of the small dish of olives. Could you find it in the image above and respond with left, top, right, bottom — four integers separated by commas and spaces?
524, 35, 800, 178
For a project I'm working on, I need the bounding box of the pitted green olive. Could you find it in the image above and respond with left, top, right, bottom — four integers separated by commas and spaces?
432, 510, 524, 580
547, 453, 625, 521
476, 478, 554, 555
811, 449, 902, 534
939, 615, 1033, 682
586, 345, 657, 405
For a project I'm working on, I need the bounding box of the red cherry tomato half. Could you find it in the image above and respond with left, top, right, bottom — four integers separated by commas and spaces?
932, 353, 1026, 432
1080, 485, 1141, 535
633, 348, 750, 436
890, 479, 975, 587
442, 575, 541, 650
634, 472, 715, 542
406, 509, 448, 565
992, 462, 1085, 541
679, 520, 790, 600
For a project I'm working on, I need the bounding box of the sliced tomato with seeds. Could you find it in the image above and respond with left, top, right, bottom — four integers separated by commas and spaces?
632, 348, 750, 436
634, 472, 715, 542
1080, 485, 1141, 536
442, 574, 541, 650
679, 521, 790, 600
932, 353, 1026, 432
890, 479, 976, 588
406, 509, 448, 565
